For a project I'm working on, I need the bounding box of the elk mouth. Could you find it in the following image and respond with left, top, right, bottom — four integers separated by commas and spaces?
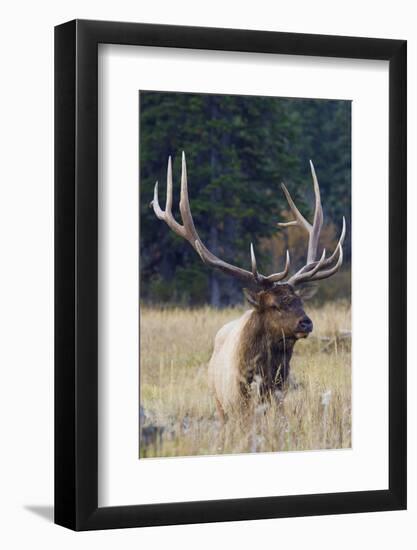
294, 316, 313, 339
294, 331, 310, 339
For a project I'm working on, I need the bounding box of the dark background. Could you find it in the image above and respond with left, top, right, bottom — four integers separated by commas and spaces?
139, 91, 351, 307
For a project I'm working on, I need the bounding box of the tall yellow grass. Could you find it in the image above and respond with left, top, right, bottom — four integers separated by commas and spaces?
139, 302, 351, 458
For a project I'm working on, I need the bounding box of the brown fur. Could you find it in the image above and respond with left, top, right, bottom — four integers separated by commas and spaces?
208, 284, 314, 419
238, 284, 310, 402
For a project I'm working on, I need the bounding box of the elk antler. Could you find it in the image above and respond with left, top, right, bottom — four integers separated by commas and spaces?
150, 152, 290, 289
277, 161, 345, 286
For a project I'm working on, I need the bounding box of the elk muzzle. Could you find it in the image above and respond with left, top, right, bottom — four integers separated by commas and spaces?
295, 315, 313, 338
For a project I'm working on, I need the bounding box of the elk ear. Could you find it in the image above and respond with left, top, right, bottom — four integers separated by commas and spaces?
243, 288, 260, 308
295, 283, 318, 301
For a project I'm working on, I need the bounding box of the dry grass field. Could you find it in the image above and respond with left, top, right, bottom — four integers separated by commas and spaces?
139, 302, 351, 458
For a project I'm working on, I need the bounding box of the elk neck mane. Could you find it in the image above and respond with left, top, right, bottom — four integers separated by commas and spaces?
237, 308, 295, 395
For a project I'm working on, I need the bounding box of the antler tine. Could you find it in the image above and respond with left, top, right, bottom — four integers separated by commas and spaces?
287, 248, 327, 286
309, 243, 343, 282
288, 218, 345, 285
265, 250, 291, 283
250, 243, 260, 281
179, 151, 199, 243
277, 161, 323, 264
250, 242, 290, 284
322, 215, 345, 266
288, 219, 345, 286
150, 161, 186, 237
165, 155, 173, 213
150, 181, 163, 218
308, 160, 324, 264
297, 216, 346, 277
278, 183, 311, 232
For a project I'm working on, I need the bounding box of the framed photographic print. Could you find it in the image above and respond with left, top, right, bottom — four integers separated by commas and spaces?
55, 19, 406, 530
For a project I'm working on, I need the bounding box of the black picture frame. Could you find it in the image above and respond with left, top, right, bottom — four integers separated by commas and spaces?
55, 19, 407, 531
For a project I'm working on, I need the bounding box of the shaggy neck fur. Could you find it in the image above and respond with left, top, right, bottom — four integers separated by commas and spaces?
238, 311, 296, 399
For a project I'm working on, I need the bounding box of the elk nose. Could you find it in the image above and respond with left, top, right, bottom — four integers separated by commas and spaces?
298, 315, 313, 333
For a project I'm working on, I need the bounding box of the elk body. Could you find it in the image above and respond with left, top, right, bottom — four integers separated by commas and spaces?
151, 152, 345, 420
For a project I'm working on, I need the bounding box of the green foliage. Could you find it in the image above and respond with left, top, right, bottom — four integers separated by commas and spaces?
140, 92, 351, 306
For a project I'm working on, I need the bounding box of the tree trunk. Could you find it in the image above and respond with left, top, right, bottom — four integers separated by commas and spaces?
222, 215, 241, 305
209, 225, 221, 308
208, 98, 222, 308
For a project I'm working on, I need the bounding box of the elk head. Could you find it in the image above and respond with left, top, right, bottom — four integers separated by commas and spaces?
150, 152, 345, 344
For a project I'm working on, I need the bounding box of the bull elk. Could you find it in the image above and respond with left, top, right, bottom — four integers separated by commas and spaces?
151, 152, 345, 420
